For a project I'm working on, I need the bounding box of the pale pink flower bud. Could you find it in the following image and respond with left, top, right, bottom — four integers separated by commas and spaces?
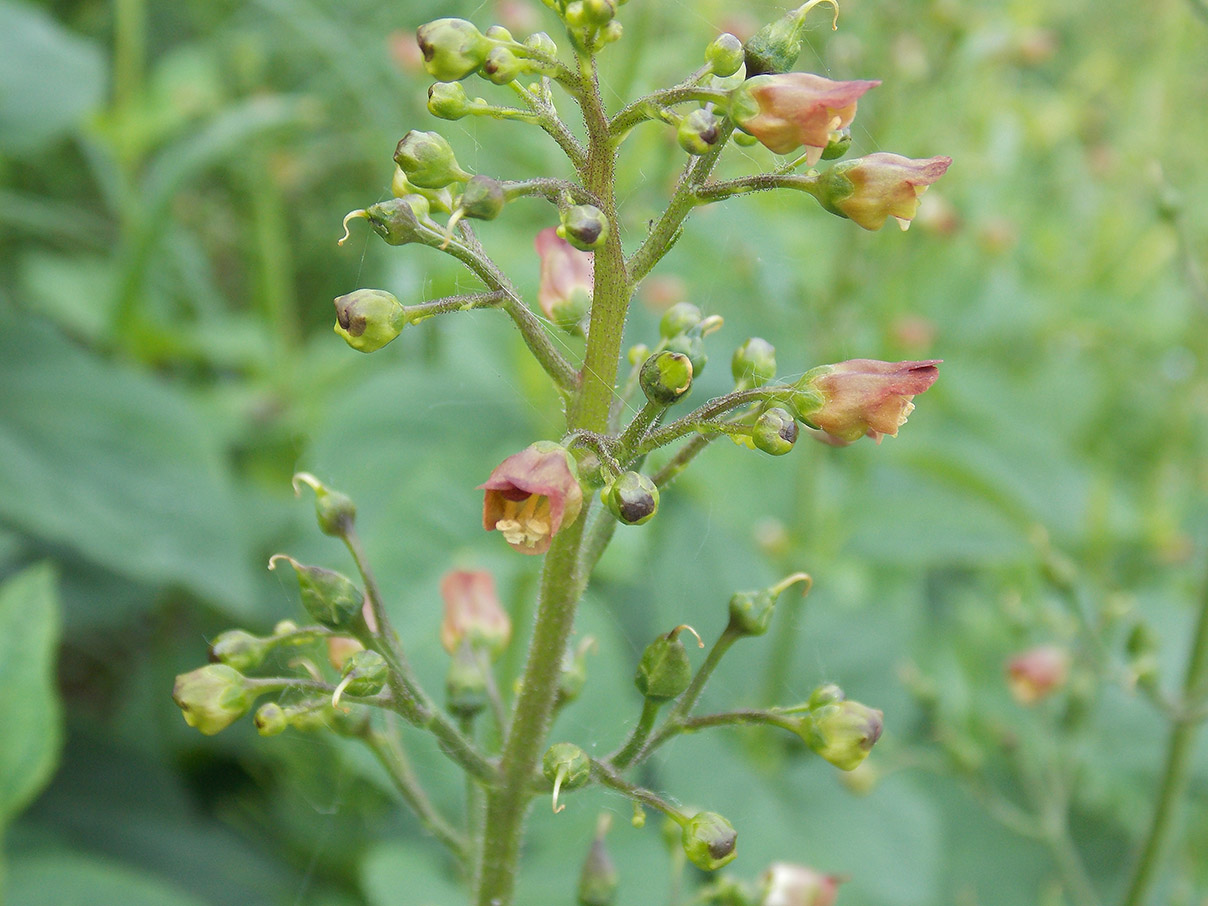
818, 153, 952, 231
440, 569, 511, 658
760, 863, 842, 906
730, 73, 880, 163
535, 227, 593, 328
804, 359, 940, 443
1006, 645, 1070, 705
480, 442, 584, 555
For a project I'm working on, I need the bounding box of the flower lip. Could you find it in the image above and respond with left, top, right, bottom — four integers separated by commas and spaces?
732, 73, 881, 161
806, 358, 940, 443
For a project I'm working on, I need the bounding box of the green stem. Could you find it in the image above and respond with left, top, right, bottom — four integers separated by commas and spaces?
616, 400, 666, 460
638, 386, 787, 453
694, 172, 820, 204
501, 178, 602, 208
1120, 558, 1208, 906
590, 759, 687, 823
405, 290, 508, 321
609, 698, 663, 769
608, 87, 730, 139
508, 81, 588, 171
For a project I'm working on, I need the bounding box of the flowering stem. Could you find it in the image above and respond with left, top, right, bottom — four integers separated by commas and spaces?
616, 399, 667, 460
501, 177, 602, 208
609, 698, 663, 769
694, 172, 820, 204
589, 758, 687, 824
638, 708, 799, 764
404, 290, 508, 322
608, 86, 731, 139
508, 81, 588, 171
637, 386, 789, 454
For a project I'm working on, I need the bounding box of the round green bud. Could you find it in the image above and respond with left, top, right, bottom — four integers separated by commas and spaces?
582, 0, 618, 27
821, 128, 853, 160
523, 31, 559, 66
564, 1, 588, 28
681, 811, 738, 871
808, 683, 844, 709
602, 471, 659, 525
634, 630, 693, 701
273, 619, 300, 637
271, 555, 366, 631
639, 350, 693, 405
484, 25, 513, 41
677, 108, 722, 156
416, 18, 491, 81
339, 649, 388, 697
743, 5, 814, 77
459, 175, 506, 220
446, 642, 488, 718
427, 81, 475, 120
659, 301, 703, 338
558, 204, 609, 251
393, 130, 468, 190
362, 196, 431, 246
172, 664, 253, 736
665, 334, 707, 378
557, 638, 594, 706
728, 589, 776, 637
333, 289, 406, 353
293, 475, 356, 537
802, 699, 884, 771
706, 33, 745, 77
481, 45, 525, 85
542, 742, 592, 789
254, 701, 289, 736
627, 343, 650, 365
209, 630, 268, 672
731, 337, 777, 387
599, 20, 623, 45
752, 407, 798, 455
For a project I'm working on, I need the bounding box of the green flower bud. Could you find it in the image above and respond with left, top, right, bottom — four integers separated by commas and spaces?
640, 351, 693, 405
801, 699, 884, 771
273, 619, 300, 636
752, 407, 798, 455
681, 811, 738, 871
602, 471, 659, 525
543, 743, 592, 811
731, 337, 777, 387
270, 555, 366, 631
728, 590, 776, 637
390, 169, 455, 214
254, 701, 289, 736
446, 642, 488, 718
333, 288, 406, 353
677, 108, 722, 156
172, 664, 253, 735
743, 1, 834, 77
427, 81, 476, 120
565, 2, 588, 28
484, 25, 513, 41
557, 637, 595, 706
665, 334, 707, 378
208, 630, 269, 672
416, 18, 491, 81
821, 128, 853, 160
558, 204, 609, 251
659, 301, 703, 338
706, 33, 745, 78
459, 175, 506, 220
581, 0, 618, 27
523, 31, 560, 69
485, 46, 530, 85
635, 627, 695, 701
357, 195, 432, 246
627, 343, 650, 365
393, 130, 469, 190
578, 816, 619, 906
292, 472, 356, 537
599, 20, 623, 45
808, 682, 844, 709
337, 649, 388, 698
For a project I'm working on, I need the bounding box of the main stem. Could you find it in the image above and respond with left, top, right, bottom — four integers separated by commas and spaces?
474, 57, 628, 906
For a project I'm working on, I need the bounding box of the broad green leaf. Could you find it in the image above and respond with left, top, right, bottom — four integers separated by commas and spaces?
7, 851, 208, 906
0, 563, 61, 826
361, 840, 463, 906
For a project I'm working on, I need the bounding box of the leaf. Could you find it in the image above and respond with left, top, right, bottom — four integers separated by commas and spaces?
0, 2, 106, 154
6, 851, 208, 906
0, 563, 62, 826
360, 840, 463, 906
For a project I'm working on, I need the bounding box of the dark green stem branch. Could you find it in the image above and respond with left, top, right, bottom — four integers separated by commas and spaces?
608, 86, 730, 139
590, 759, 687, 823
609, 698, 663, 769
694, 172, 820, 204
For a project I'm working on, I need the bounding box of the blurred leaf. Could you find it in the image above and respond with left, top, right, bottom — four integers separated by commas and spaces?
0, 2, 105, 154
0, 317, 257, 615
0, 563, 61, 827
6, 850, 208, 906
361, 839, 463, 906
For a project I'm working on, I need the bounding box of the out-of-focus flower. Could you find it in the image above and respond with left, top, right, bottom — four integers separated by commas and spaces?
172, 664, 253, 735
760, 863, 842, 906
803, 359, 940, 444
802, 699, 884, 771
481, 442, 584, 555
816, 153, 952, 231
440, 569, 511, 657
730, 73, 880, 163
535, 227, 593, 327
1006, 645, 1070, 704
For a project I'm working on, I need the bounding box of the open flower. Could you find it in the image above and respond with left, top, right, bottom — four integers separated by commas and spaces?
730, 72, 880, 163
760, 863, 842, 906
817, 153, 952, 231
440, 569, 511, 657
535, 227, 593, 328
804, 359, 940, 444
1006, 645, 1070, 704
480, 442, 583, 555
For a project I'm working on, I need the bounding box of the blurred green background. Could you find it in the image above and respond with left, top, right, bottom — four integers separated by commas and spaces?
2, 0, 1207, 903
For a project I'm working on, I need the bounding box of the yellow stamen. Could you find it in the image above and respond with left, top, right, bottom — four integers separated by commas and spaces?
495, 495, 553, 548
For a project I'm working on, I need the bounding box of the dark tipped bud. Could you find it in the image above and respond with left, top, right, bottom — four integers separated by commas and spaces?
270, 555, 365, 631
446, 642, 488, 717
578, 816, 619, 906
635, 627, 695, 701
752, 407, 798, 455
602, 471, 660, 525
659, 301, 703, 338
558, 204, 610, 251
677, 108, 722, 156
482, 45, 526, 84
254, 701, 289, 736
360, 196, 431, 246
459, 175, 506, 220
732, 337, 777, 387
333, 288, 406, 353
801, 699, 884, 770
820, 128, 853, 160
681, 811, 737, 871
639, 351, 693, 405
337, 649, 388, 698
209, 630, 269, 672
173, 664, 253, 735
292, 472, 357, 537
416, 18, 491, 81
706, 33, 745, 77
665, 334, 708, 378
394, 130, 469, 189
744, 2, 828, 77
427, 81, 476, 120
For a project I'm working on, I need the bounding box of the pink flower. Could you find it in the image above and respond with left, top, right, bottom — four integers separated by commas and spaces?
480, 442, 584, 555
760, 863, 842, 906
535, 227, 593, 327
730, 73, 880, 163
805, 359, 940, 443
440, 569, 511, 657
818, 153, 952, 231
1006, 645, 1070, 705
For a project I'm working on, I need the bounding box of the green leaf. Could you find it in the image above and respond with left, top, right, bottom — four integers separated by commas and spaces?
361, 840, 463, 906
0, 563, 62, 826
0, 2, 105, 154
6, 851, 208, 906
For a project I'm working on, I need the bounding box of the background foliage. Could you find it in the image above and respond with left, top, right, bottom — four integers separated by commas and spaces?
2, 0, 1207, 903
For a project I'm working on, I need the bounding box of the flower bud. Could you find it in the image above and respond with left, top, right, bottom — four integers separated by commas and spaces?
665, 334, 707, 378
416, 18, 491, 81
558, 204, 610, 251
752, 407, 798, 455
639, 351, 693, 405
458, 175, 507, 221
543, 742, 592, 812
446, 641, 488, 718
807, 682, 843, 709
536, 227, 593, 330
337, 649, 388, 698
602, 471, 659, 525
581, 0, 618, 26
270, 555, 366, 631
578, 820, 619, 906
481, 45, 526, 84
706, 33, 745, 78
333, 288, 406, 353
801, 359, 940, 443
440, 569, 511, 658
481, 442, 584, 555
393, 130, 469, 190
732, 337, 777, 387
427, 81, 477, 120
801, 699, 884, 771
356, 195, 432, 246
209, 629, 269, 672
292, 472, 357, 537
815, 154, 952, 231
254, 702, 289, 736
659, 301, 702, 338
635, 627, 696, 701
682, 811, 738, 871
599, 20, 623, 45
728, 573, 811, 637
744, 2, 835, 76
759, 862, 841, 906
172, 664, 253, 735
1005, 645, 1070, 705
678, 108, 722, 156
524, 31, 559, 62
557, 637, 595, 706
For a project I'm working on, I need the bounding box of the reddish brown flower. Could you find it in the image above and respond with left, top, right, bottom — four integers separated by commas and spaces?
440, 569, 511, 657
760, 863, 842, 906
535, 227, 593, 327
730, 73, 880, 163
805, 359, 940, 443
1006, 645, 1070, 705
818, 153, 952, 231
480, 442, 583, 555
